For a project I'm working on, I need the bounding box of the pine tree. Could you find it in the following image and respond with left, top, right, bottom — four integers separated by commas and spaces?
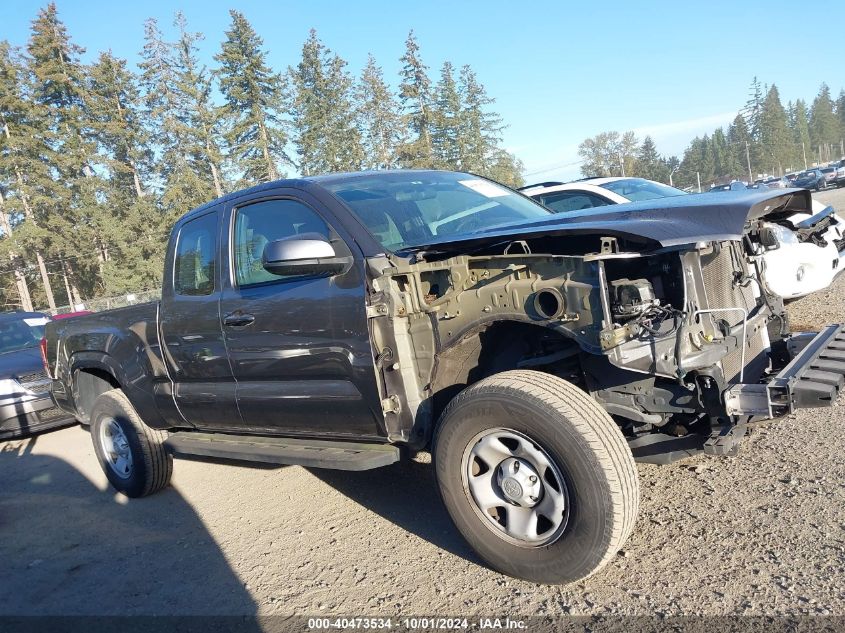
711, 128, 731, 180
727, 114, 753, 181
288, 29, 363, 175
788, 99, 812, 169
172, 13, 226, 200
836, 90, 845, 157
140, 15, 224, 216
431, 61, 462, 169
27, 3, 104, 308
215, 10, 289, 185
486, 151, 525, 188
809, 83, 838, 162
87, 51, 165, 295
456, 65, 522, 184
0, 41, 42, 311
88, 51, 151, 199
758, 85, 792, 175
357, 54, 403, 170
397, 31, 433, 168
635, 135, 666, 182
458, 65, 502, 175
743, 77, 765, 140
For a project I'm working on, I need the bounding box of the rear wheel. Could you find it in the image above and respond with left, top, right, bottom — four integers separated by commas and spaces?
90, 390, 172, 498
434, 370, 639, 584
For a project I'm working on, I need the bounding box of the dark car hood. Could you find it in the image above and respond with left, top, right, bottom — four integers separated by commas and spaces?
402, 188, 813, 254
0, 346, 43, 380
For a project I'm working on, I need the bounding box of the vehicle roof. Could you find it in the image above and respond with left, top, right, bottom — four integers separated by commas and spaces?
519, 177, 646, 202
177, 169, 475, 224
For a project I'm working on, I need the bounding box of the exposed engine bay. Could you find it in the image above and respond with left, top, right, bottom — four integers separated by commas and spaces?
364, 187, 842, 463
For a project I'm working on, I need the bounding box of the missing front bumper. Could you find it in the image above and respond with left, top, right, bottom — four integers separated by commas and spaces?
724, 324, 845, 417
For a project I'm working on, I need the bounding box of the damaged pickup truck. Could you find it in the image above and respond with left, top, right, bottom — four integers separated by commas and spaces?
43, 170, 845, 584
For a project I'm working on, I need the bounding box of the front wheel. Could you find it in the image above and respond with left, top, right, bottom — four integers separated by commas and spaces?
434, 370, 639, 584
90, 390, 173, 498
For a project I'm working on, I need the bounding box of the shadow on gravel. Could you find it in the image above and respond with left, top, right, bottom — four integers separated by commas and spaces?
0, 438, 259, 618
312, 458, 481, 565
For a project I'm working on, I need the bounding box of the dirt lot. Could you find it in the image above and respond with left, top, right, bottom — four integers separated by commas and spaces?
2, 189, 845, 618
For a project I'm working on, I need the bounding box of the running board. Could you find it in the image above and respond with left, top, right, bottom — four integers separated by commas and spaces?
164, 432, 400, 471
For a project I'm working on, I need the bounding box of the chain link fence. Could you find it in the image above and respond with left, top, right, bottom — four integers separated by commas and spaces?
48, 289, 161, 316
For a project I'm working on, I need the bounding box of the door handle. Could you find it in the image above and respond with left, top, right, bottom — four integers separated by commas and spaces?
223, 312, 255, 327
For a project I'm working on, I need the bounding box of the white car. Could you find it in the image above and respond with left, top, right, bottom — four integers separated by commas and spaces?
521, 177, 845, 300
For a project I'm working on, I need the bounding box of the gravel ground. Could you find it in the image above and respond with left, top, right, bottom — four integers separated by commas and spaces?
2, 194, 845, 618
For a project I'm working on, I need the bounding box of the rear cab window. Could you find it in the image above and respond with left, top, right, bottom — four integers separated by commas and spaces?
173, 212, 218, 296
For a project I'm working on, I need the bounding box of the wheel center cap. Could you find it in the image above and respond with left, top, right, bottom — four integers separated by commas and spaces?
501, 477, 523, 500
496, 457, 542, 507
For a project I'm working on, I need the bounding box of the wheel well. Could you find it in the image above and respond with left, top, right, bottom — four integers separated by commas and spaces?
425, 321, 581, 438
74, 368, 120, 424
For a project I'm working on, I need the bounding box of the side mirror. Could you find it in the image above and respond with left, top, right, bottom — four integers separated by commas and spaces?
262, 238, 352, 277
261, 238, 352, 276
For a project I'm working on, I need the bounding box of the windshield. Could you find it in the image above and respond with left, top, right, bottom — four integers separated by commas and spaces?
0, 315, 48, 354
598, 178, 687, 201
322, 171, 552, 251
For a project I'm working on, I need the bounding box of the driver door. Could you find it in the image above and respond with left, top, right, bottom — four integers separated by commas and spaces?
219, 191, 383, 439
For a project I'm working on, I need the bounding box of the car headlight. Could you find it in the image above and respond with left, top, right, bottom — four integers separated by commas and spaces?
0, 378, 26, 398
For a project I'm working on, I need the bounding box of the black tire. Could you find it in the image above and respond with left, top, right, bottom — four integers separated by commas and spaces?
434, 370, 639, 584
90, 390, 172, 498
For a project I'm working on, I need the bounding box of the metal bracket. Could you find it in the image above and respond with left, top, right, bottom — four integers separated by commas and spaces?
600, 237, 619, 255
366, 303, 389, 318
693, 307, 748, 381
381, 395, 401, 415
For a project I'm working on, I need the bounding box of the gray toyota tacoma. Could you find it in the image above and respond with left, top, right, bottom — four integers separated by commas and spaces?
44, 170, 845, 584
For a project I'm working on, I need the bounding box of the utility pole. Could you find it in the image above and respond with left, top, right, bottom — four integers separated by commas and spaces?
802, 142, 807, 169
696, 172, 701, 193
745, 141, 753, 182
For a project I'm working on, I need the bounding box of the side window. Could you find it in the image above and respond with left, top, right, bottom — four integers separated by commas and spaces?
174, 212, 217, 296
234, 198, 331, 287
538, 192, 611, 214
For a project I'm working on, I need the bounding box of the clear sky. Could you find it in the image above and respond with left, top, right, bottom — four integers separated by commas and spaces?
2, 0, 842, 182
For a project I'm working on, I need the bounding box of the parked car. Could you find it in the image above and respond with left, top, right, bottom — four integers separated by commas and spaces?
835, 160, 845, 187
793, 169, 828, 191
820, 167, 838, 188
45, 171, 844, 585
522, 178, 845, 300
709, 181, 747, 191
0, 311, 76, 440
517, 177, 687, 213
761, 176, 790, 189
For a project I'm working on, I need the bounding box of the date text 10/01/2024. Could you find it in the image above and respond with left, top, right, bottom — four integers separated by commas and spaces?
306, 617, 526, 630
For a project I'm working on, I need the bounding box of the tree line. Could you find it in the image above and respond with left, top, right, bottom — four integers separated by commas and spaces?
577, 78, 845, 190
0, 4, 524, 312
